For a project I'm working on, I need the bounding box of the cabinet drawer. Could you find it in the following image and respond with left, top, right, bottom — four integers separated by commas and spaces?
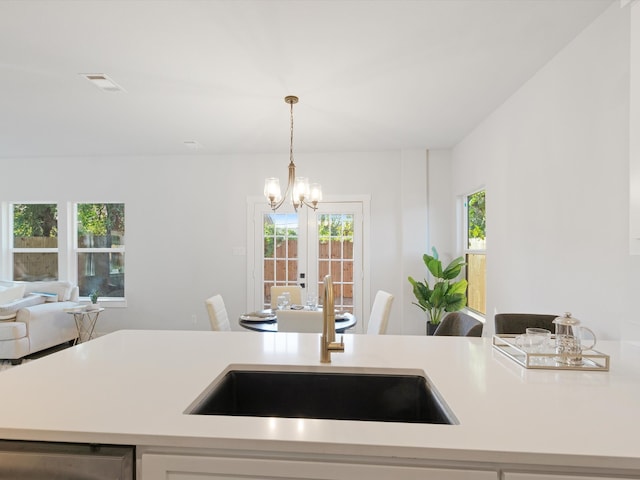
504, 473, 623, 480
142, 453, 498, 480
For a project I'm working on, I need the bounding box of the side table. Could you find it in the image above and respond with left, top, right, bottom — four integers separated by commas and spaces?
65, 307, 104, 344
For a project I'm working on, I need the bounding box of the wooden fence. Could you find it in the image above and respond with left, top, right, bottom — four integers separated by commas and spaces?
263, 239, 354, 305
466, 253, 486, 314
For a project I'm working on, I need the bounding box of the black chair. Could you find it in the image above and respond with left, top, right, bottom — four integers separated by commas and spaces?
433, 312, 483, 337
494, 313, 557, 335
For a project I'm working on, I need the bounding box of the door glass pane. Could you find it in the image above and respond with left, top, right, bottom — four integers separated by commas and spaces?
316, 214, 354, 314
263, 213, 298, 309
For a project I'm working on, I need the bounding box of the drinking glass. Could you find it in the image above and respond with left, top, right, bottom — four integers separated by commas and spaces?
306, 294, 318, 310
515, 328, 552, 353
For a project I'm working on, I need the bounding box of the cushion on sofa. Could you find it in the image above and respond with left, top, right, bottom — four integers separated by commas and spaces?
0, 294, 47, 320
22, 281, 73, 302
0, 284, 26, 305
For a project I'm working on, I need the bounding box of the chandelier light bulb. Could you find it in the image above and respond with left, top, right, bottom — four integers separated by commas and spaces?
294, 177, 310, 202
309, 183, 323, 204
264, 177, 282, 204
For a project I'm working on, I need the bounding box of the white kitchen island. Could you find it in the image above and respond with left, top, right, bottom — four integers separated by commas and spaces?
0, 329, 639, 479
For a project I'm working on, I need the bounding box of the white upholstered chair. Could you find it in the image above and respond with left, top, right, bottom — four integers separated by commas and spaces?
205, 294, 231, 331
276, 310, 324, 333
269, 285, 303, 309
366, 290, 394, 335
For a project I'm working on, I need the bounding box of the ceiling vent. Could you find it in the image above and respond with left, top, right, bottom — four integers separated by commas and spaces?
183, 141, 203, 150
80, 73, 126, 92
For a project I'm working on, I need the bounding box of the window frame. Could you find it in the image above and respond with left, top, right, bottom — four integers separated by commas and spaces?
73, 202, 126, 306
9, 201, 60, 281
247, 195, 370, 333
0, 201, 126, 307
462, 188, 486, 316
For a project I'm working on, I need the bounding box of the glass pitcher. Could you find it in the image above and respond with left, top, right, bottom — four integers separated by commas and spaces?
553, 312, 597, 366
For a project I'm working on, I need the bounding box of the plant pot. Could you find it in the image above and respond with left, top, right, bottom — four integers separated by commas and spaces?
426, 322, 438, 336
86, 303, 100, 311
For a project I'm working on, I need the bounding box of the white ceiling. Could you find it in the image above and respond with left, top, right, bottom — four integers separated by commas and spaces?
0, 0, 614, 158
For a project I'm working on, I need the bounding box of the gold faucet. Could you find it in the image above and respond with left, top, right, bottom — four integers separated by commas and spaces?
320, 275, 345, 363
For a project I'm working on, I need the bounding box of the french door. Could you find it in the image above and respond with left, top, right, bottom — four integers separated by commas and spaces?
248, 199, 366, 332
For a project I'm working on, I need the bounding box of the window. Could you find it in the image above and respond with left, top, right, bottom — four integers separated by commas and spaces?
76, 203, 125, 299
465, 190, 486, 314
11, 203, 58, 281
1, 202, 126, 302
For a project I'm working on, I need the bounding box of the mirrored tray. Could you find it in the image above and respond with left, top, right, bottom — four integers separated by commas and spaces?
492, 335, 610, 371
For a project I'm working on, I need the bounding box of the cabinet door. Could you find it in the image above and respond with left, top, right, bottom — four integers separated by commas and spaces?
504, 473, 622, 480
142, 453, 498, 480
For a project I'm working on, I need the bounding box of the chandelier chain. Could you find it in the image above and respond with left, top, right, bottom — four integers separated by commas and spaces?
289, 99, 294, 165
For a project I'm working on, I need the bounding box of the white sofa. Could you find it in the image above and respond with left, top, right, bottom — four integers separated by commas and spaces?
0, 281, 79, 364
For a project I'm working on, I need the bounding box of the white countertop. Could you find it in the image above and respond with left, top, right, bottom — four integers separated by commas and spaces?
1, 330, 639, 470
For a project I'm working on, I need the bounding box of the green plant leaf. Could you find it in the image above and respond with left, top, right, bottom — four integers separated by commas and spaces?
445, 293, 467, 312
423, 254, 443, 278
429, 282, 448, 308
447, 279, 468, 296
408, 277, 430, 311
409, 247, 468, 324
442, 256, 466, 279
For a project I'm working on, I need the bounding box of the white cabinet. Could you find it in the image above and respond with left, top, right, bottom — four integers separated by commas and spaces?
504, 473, 623, 480
141, 453, 498, 480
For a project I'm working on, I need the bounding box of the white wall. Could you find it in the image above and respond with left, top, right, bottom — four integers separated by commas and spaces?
400, 149, 429, 335
1, 150, 425, 334
451, 2, 638, 340
630, 1, 640, 255
427, 149, 456, 264
401, 149, 456, 335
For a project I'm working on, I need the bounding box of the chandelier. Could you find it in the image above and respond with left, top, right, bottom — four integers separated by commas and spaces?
264, 95, 322, 211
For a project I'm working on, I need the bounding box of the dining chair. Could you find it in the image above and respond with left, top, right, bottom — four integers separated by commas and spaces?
276, 310, 324, 333
366, 290, 394, 335
205, 294, 231, 331
270, 285, 302, 309
433, 312, 483, 337
494, 313, 556, 335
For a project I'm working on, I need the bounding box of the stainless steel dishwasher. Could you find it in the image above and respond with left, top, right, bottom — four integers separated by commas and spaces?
0, 440, 134, 479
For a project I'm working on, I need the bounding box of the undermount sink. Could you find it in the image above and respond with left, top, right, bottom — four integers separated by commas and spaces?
185, 365, 457, 424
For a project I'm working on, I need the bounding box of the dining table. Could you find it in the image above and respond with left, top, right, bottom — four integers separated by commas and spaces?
238, 309, 356, 333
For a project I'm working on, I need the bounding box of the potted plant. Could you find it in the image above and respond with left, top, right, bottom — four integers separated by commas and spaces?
408, 247, 468, 335
87, 290, 100, 311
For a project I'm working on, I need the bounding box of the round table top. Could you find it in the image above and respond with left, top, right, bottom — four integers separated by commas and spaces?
64, 306, 105, 314
238, 310, 356, 333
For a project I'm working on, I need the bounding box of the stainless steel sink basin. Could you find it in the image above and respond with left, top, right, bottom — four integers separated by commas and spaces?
185, 365, 457, 424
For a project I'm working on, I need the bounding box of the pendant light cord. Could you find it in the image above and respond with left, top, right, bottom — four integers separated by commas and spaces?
289, 99, 295, 165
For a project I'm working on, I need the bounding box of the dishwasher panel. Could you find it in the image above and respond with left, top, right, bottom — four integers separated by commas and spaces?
0, 440, 134, 479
